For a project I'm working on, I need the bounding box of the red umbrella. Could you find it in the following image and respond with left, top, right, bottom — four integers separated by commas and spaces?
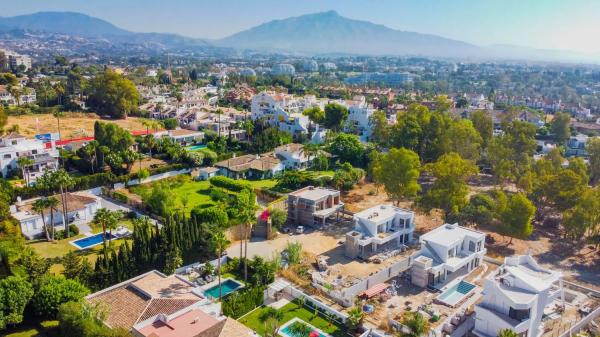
309, 331, 319, 337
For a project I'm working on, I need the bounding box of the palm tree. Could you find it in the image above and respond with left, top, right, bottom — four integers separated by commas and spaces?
17, 156, 34, 186
32, 198, 51, 241
346, 307, 364, 333
52, 169, 74, 238
402, 311, 430, 337
53, 110, 65, 141
259, 308, 284, 337
497, 329, 519, 337
92, 209, 121, 250
8, 85, 21, 107
46, 196, 59, 241
303, 143, 320, 166
233, 190, 257, 282
53, 82, 65, 106
287, 321, 312, 337
213, 231, 230, 302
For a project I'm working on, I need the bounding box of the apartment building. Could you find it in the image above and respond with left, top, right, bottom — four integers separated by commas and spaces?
287, 186, 344, 228
473, 254, 564, 337
345, 205, 415, 259
411, 223, 486, 288
0, 133, 59, 185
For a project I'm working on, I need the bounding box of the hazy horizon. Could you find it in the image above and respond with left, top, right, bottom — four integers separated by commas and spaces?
3, 0, 600, 55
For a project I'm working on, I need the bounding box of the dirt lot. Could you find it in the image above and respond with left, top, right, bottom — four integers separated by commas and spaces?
343, 181, 600, 291
6, 113, 155, 138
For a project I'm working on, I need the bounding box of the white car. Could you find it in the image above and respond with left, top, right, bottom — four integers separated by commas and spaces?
295, 226, 304, 234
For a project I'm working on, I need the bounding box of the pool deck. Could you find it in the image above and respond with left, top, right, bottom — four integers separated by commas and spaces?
198, 277, 244, 298
280, 317, 332, 337
69, 232, 115, 250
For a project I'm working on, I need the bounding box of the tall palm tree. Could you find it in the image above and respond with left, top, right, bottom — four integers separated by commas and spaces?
32, 198, 51, 241
53, 110, 65, 141
213, 231, 230, 302
92, 209, 121, 251
52, 169, 74, 238
53, 82, 65, 106
17, 156, 34, 186
233, 190, 257, 282
46, 196, 59, 241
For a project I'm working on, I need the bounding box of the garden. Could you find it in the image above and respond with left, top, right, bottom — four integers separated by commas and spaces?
239, 299, 351, 337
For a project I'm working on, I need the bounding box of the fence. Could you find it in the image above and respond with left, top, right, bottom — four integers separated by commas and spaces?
284, 283, 348, 324
313, 254, 413, 307
113, 168, 191, 189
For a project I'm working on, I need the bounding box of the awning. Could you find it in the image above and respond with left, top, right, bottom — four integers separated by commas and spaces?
269, 279, 291, 293
360, 283, 389, 298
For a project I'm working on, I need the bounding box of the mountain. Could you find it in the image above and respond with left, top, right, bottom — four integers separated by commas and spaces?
0, 11, 129, 37
217, 11, 483, 58
0, 12, 210, 49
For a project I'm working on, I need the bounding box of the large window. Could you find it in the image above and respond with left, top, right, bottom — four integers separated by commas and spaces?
509, 307, 530, 322
469, 241, 476, 252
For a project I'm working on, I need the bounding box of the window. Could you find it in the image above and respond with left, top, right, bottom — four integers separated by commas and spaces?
477, 241, 482, 252
448, 248, 455, 258
3, 154, 10, 159
509, 307, 530, 322
469, 241, 476, 252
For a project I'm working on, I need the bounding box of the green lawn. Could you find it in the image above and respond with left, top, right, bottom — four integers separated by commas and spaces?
130, 175, 277, 214
239, 300, 350, 337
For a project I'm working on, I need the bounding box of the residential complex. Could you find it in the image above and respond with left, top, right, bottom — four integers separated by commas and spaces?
0, 133, 59, 185
287, 186, 344, 228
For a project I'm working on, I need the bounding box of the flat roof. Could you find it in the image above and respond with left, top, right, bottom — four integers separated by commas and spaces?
290, 186, 339, 201
421, 223, 485, 247
137, 309, 220, 337
354, 204, 413, 223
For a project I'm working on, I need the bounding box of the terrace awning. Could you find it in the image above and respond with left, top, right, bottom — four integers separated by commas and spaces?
269, 279, 290, 293
360, 283, 389, 298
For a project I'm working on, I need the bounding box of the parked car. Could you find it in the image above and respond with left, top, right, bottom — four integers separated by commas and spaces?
295, 226, 304, 234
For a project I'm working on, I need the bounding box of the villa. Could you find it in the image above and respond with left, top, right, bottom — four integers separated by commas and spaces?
411, 223, 486, 288
11, 192, 100, 239
287, 186, 344, 228
345, 205, 415, 259
86, 270, 220, 332
215, 153, 284, 179
0, 133, 59, 185
473, 254, 564, 337
273, 143, 315, 170
153, 128, 205, 146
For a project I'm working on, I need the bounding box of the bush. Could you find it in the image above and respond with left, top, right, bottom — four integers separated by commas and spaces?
112, 191, 129, 204
269, 208, 287, 230
222, 285, 265, 318
209, 187, 230, 203
163, 118, 178, 130
32, 275, 89, 318
209, 176, 252, 192
199, 148, 218, 166
58, 301, 129, 337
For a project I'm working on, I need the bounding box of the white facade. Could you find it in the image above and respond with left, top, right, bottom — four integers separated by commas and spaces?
413, 223, 486, 287
250, 92, 312, 136
344, 96, 375, 142
0, 134, 59, 184
473, 254, 564, 337
271, 63, 296, 76
274, 144, 311, 170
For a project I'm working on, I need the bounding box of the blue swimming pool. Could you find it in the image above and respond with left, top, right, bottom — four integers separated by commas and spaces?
71, 233, 115, 249
204, 279, 243, 298
437, 281, 476, 307
186, 144, 207, 151
280, 318, 331, 337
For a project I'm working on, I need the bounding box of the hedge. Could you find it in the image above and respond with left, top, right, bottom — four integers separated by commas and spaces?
222, 286, 265, 318
209, 176, 252, 192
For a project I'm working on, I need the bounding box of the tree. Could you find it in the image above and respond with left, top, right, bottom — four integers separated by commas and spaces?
94, 122, 134, 152
259, 307, 284, 337
62, 251, 83, 280
213, 231, 230, 301
402, 311, 430, 337
499, 193, 535, 244
303, 106, 325, 125
16, 156, 34, 186
58, 301, 129, 337
550, 112, 571, 144
0, 276, 34, 328
52, 169, 75, 238
87, 70, 140, 118
372, 148, 421, 205
53, 110, 65, 141
369, 110, 390, 146
328, 133, 364, 166
588, 137, 600, 184
162, 118, 178, 130
471, 110, 494, 148
421, 153, 478, 218
92, 209, 121, 251
346, 306, 364, 332
32, 198, 51, 241
461, 193, 495, 227
0, 105, 7, 135
323, 103, 349, 132
232, 189, 257, 282
46, 197, 59, 241
563, 187, 600, 240
442, 119, 482, 162
497, 329, 519, 337
31, 275, 89, 318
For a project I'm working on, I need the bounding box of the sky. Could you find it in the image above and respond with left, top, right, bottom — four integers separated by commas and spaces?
3, 0, 600, 54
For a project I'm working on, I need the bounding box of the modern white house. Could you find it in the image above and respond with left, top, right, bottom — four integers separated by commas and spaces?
274, 143, 312, 170
250, 92, 313, 136
11, 192, 101, 239
0, 133, 59, 185
153, 128, 205, 146
344, 96, 376, 142
345, 205, 415, 259
473, 254, 564, 337
411, 223, 486, 288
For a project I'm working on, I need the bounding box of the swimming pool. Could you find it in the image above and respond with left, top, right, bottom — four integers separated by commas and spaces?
436, 281, 476, 307
203, 278, 244, 298
71, 233, 115, 249
279, 318, 331, 337
186, 144, 207, 151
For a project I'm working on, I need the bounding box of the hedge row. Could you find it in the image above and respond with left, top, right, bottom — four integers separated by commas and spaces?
208, 176, 252, 192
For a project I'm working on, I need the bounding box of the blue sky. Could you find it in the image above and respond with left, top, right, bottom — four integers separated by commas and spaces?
3, 0, 600, 54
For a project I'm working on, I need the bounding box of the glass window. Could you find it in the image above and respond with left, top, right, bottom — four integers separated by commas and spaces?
469, 241, 476, 252
509, 307, 530, 322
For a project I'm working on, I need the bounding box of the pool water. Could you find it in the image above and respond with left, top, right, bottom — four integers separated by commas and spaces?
204, 279, 243, 298
437, 281, 476, 306
71, 233, 115, 249
186, 144, 207, 151
280, 319, 331, 337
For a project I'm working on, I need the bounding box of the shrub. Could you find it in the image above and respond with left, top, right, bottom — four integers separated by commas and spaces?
209, 176, 252, 192
112, 191, 129, 204
162, 118, 178, 130
222, 285, 265, 318
269, 208, 287, 230
32, 275, 89, 318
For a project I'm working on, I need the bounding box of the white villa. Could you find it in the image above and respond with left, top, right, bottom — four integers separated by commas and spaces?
250, 92, 312, 137
153, 128, 205, 146
11, 192, 101, 239
411, 223, 486, 288
274, 143, 312, 170
344, 95, 376, 142
473, 254, 564, 337
0, 133, 59, 185
345, 205, 415, 259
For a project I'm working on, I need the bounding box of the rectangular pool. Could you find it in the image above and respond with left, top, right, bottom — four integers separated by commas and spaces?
437, 281, 476, 307
186, 144, 207, 151
71, 233, 115, 249
203, 278, 243, 298
279, 318, 331, 337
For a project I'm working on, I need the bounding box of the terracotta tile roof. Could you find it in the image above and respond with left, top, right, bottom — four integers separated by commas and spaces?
137, 298, 200, 322
217, 318, 254, 337
215, 154, 281, 173
87, 284, 150, 329
19, 192, 97, 214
